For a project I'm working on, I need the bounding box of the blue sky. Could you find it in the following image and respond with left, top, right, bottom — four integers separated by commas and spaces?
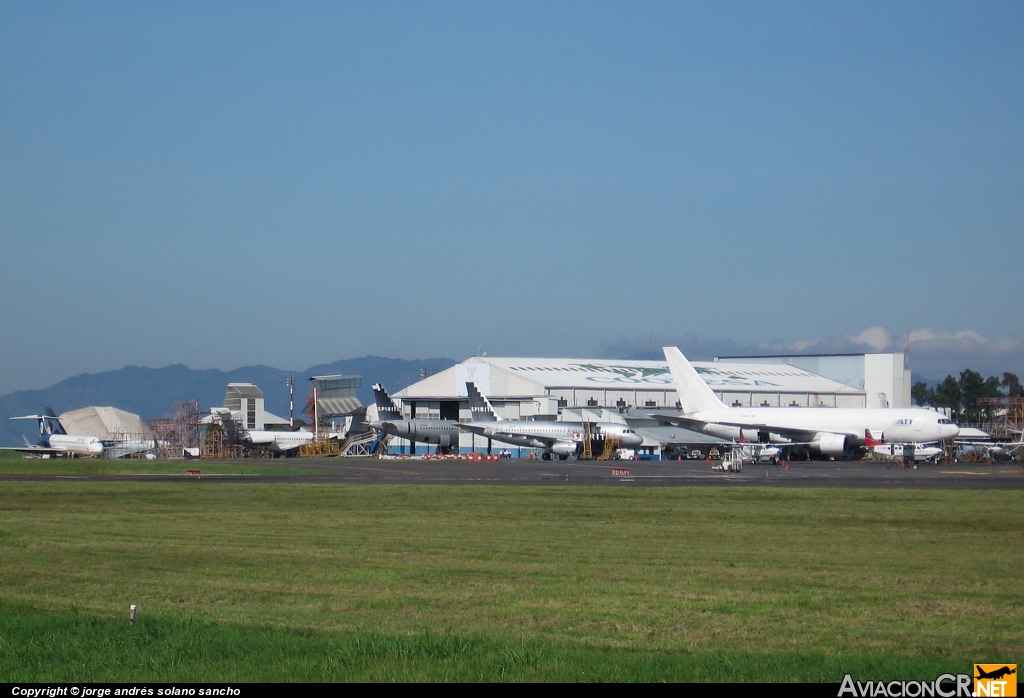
1, 2, 1022, 393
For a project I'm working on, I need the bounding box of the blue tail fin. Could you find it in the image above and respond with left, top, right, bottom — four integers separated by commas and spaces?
44, 408, 67, 435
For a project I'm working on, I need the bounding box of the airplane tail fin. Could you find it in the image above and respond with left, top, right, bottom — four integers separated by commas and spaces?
466, 382, 500, 421
864, 429, 884, 447
663, 347, 728, 414
44, 408, 67, 435
371, 384, 403, 421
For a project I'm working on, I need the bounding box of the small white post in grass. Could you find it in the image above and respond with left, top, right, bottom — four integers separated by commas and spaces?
129, 604, 137, 625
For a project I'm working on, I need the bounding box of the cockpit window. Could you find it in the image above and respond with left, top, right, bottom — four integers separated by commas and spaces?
938, 419, 952, 424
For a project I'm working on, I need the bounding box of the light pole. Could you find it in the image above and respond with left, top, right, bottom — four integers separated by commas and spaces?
286, 376, 294, 428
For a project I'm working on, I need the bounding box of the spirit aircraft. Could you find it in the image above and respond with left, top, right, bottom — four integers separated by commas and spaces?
459, 382, 643, 460
366, 383, 462, 451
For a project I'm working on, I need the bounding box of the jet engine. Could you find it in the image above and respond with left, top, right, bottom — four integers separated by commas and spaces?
550, 441, 577, 457
812, 432, 847, 456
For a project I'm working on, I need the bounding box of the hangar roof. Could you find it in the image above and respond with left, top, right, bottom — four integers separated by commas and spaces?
225, 383, 264, 400
394, 356, 861, 399
59, 406, 150, 439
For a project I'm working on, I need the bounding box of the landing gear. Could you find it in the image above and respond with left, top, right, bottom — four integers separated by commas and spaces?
558, 454, 569, 461
541, 452, 551, 461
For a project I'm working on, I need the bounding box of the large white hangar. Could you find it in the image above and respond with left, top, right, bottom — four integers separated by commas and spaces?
715, 353, 911, 409
387, 354, 903, 455
393, 356, 867, 418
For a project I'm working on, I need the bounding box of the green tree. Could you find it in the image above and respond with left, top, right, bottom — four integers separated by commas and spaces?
1003, 372, 1024, 398
934, 375, 962, 420
958, 369, 986, 422
980, 375, 1003, 420
956, 369, 1004, 422
911, 381, 935, 406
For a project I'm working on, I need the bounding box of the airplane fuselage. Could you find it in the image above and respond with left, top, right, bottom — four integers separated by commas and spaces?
42, 434, 104, 456
243, 429, 329, 452
461, 421, 643, 455
368, 419, 462, 447
872, 443, 943, 462
689, 407, 958, 455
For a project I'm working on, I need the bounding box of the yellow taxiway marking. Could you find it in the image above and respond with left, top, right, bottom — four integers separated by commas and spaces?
940, 471, 986, 476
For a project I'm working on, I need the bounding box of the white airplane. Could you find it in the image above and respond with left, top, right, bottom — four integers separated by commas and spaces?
654, 347, 960, 459
7, 410, 103, 457
872, 443, 944, 463
459, 382, 643, 460
956, 430, 1024, 462
203, 407, 338, 454
988, 438, 1024, 461
242, 428, 320, 453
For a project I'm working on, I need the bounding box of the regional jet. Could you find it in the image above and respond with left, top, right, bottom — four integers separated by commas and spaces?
241, 428, 319, 453
7, 409, 103, 457
205, 406, 335, 454
459, 382, 643, 460
366, 384, 462, 451
653, 347, 959, 459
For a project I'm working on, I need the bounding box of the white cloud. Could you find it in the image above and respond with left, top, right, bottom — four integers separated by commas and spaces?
770, 328, 1024, 379
604, 328, 1024, 380
852, 327, 893, 352
901, 329, 1024, 379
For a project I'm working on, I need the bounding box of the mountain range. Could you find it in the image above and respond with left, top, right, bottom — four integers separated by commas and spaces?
0, 356, 457, 446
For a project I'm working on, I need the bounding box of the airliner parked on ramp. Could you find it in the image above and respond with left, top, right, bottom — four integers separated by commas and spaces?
242, 428, 321, 453
459, 382, 643, 460
8, 410, 104, 457
205, 407, 336, 454
366, 383, 462, 450
654, 347, 959, 458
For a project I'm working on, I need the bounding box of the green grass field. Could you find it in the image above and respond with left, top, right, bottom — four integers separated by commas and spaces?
0, 450, 320, 476
0, 482, 1020, 681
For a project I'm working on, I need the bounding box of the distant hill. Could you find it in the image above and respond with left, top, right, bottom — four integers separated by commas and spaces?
0, 356, 456, 445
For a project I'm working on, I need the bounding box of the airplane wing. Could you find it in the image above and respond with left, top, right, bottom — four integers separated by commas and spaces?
649, 413, 711, 431
650, 413, 856, 444
0, 445, 66, 455
456, 423, 567, 448
708, 420, 832, 443
492, 430, 567, 446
